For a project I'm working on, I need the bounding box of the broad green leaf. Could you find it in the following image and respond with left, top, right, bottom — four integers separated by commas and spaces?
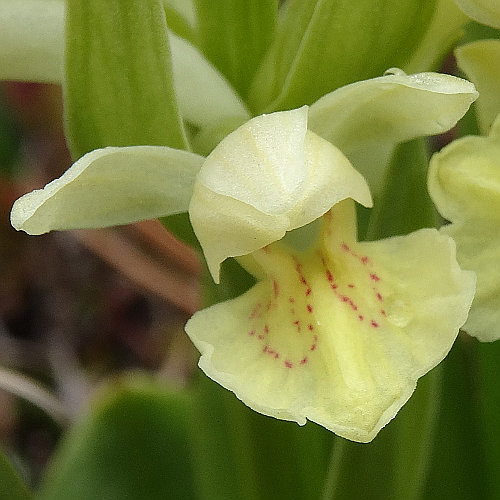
0, 448, 32, 500
194, 0, 278, 99
422, 338, 492, 499
308, 71, 478, 194
65, 0, 187, 158
11, 146, 204, 235
477, 339, 500, 499
405, 0, 468, 72
456, 39, 500, 134
366, 138, 439, 240
249, 0, 436, 113
0, 0, 64, 83
37, 377, 198, 500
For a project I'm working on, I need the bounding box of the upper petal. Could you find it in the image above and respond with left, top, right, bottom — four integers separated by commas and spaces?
308, 70, 478, 193
11, 146, 204, 235
456, 40, 500, 135
0, 0, 65, 83
190, 109, 372, 282
453, 0, 500, 28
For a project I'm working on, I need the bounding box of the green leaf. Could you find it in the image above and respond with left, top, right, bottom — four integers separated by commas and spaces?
194, 0, 278, 99
404, 0, 468, 72
422, 338, 492, 499
249, 0, 436, 113
0, 448, 32, 500
477, 339, 500, 499
37, 376, 198, 500
0, 0, 64, 83
366, 138, 439, 240
65, 0, 187, 159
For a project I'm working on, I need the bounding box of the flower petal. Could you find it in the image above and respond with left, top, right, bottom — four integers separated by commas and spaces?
453, 0, 500, 28
168, 32, 251, 128
185, 200, 474, 442
11, 146, 204, 235
308, 71, 478, 193
0, 0, 65, 83
456, 40, 500, 135
190, 109, 372, 282
428, 116, 500, 341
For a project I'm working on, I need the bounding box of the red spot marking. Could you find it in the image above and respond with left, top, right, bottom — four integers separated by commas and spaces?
289, 297, 295, 303
307, 304, 313, 313
308, 324, 314, 331
371, 320, 379, 328
306, 288, 312, 296
249, 330, 255, 336
293, 320, 301, 332
273, 280, 279, 299
376, 292, 383, 301
285, 361, 293, 369
381, 309, 386, 316
258, 335, 264, 340
341, 295, 349, 302
370, 273, 380, 282
349, 300, 358, 311
341, 243, 350, 252
263, 345, 268, 352
300, 276, 308, 285
361, 256, 369, 264
264, 325, 269, 334
274, 353, 279, 359
330, 284, 338, 290
249, 303, 262, 319
310, 344, 317, 351
300, 357, 308, 365
358, 315, 364, 321
326, 270, 333, 282
348, 283, 355, 288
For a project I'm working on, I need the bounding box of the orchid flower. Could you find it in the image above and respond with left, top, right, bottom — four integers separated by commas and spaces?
427, 7, 500, 342
10, 69, 477, 441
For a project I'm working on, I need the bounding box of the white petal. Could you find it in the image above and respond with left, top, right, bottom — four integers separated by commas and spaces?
0, 0, 65, 83
190, 109, 372, 282
11, 146, 204, 234
308, 71, 478, 193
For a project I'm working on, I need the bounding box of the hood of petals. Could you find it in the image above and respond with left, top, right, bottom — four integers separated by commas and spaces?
189, 109, 372, 282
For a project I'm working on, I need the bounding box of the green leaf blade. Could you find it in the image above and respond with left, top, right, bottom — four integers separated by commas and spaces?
249, 0, 436, 113
65, 0, 187, 159
37, 377, 198, 500
194, 0, 278, 100
0, 448, 32, 500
